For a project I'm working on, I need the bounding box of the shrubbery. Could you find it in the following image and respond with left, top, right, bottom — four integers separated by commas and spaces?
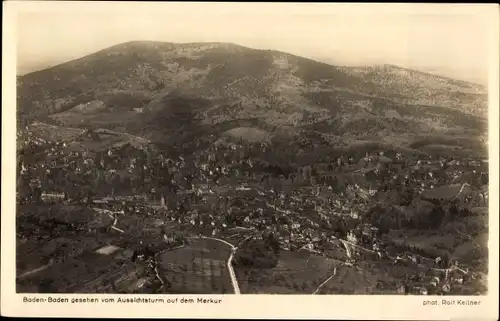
97, 91, 153, 111
233, 233, 280, 269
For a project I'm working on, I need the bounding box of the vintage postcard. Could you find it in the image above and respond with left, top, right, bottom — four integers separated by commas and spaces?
2, 1, 499, 319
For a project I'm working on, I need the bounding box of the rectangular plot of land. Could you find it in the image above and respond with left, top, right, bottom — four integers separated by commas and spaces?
160, 269, 234, 294
192, 258, 225, 277
159, 254, 227, 277
95, 244, 121, 255
155, 237, 237, 294
95, 245, 120, 255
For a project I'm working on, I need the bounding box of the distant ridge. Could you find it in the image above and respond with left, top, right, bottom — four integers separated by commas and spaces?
19, 41, 483, 87
17, 40, 487, 158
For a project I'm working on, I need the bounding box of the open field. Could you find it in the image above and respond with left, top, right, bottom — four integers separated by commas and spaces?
16, 245, 150, 293
234, 250, 342, 294
156, 238, 234, 293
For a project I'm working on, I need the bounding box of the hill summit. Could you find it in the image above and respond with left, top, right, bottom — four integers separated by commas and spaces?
17, 41, 488, 157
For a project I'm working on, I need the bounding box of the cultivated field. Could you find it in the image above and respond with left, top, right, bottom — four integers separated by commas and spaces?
234, 250, 342, 294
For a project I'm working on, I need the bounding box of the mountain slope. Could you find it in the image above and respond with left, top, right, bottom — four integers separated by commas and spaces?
340, 64, 487, 117
17, 41, 488, 157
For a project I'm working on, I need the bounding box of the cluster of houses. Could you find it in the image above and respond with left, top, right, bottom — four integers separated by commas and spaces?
17, 127, 487, 295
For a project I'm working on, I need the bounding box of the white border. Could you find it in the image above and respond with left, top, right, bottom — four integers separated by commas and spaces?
2, 2, 499, 319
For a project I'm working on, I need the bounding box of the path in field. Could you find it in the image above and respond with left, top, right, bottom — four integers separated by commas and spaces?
93, 207, 125, 233
452, 183, 469, 201
192, 236, 241, 295
339, 239, 352, 258
18, 263, 53, 279
312, 266, 337, 295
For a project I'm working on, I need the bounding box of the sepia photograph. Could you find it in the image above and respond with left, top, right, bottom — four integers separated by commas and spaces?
2, 1, 499, 319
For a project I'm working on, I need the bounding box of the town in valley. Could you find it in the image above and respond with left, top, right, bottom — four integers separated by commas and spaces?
16, 41, 489, 296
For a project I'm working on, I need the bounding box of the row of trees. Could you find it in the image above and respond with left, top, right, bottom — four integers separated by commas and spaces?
365, 200, 448, 232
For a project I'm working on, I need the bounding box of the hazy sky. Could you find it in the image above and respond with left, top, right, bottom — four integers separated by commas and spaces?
14, 3, 496, 84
